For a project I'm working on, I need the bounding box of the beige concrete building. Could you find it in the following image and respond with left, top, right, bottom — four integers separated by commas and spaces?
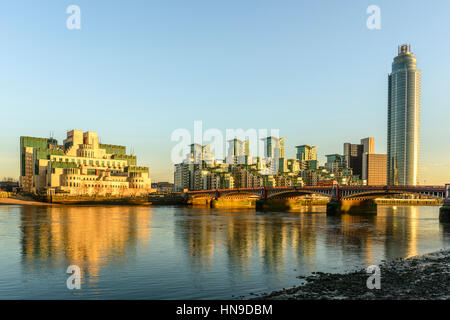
365, 154, 387, 186
20, 130, 151, 196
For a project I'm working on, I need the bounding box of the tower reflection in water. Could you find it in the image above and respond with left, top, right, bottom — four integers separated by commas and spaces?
174, 206, 447, 276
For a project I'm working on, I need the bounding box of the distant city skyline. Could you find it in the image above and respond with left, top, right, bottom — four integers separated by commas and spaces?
1, 1, 450, 184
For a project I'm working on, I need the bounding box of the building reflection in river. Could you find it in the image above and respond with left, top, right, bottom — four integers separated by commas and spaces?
175, 205, 447, 276
17, 205, 448, 287
7, 204, 449, 299
20, 206, 152, 279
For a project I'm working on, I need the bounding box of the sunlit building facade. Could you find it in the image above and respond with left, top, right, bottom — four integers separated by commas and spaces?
20, 130, 151, 196
387, 44, 421, 186
296, 145, 318, 170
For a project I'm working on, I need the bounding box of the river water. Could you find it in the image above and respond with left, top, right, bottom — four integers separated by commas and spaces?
0, 204, 448, 299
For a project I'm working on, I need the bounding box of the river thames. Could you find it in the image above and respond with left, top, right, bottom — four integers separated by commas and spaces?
0, 204, 448, 299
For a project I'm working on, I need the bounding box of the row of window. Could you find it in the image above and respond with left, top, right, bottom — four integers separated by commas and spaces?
54, 157, 126, 168
65, 182, 128, 188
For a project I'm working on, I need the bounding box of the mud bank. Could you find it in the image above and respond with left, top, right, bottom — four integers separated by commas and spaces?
257, 249, 450, 300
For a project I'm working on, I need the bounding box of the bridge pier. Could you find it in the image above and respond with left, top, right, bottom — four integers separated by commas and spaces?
256, 199, 290, 211
440, 202, 450, 222
188, 197, 212, 206
211, 198, 256, 208
440, 185, 450, 222
326, 199, 377, 215
255, 198, 328, 211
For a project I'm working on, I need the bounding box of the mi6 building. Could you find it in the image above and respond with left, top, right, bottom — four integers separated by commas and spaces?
20, 130, 151, 196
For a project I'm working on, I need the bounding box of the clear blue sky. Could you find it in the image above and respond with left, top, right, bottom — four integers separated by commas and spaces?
1, 0, 449, 184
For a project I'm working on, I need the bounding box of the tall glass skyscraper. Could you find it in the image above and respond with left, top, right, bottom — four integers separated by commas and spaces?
387, 44, 421, 186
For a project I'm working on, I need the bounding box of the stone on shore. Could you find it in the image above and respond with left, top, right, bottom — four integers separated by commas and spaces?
256, 249, 450, 300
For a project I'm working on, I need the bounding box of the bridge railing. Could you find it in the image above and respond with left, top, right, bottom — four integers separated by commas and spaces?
185, 185, 447, 194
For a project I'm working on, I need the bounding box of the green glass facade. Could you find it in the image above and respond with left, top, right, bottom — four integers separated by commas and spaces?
99, 144, 126, 155
20, 136, 62, 176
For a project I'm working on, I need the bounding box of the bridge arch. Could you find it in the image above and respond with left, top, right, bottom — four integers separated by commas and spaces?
220, 191, 261, 199
267, 190, 331, 200
341, 190, 445, 200
190, 193, 215, 199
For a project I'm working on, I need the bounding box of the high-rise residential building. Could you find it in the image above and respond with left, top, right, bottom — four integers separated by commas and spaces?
387, 44, 421, 186
296, 145, 317, 161
188, 143, 214, 165
262, 136, 285, 159
296, 145, 318, 170
20, 130, 151, 195
325, 154, 347, 173
261, 136, 285, 174
189, 143, 203, 164
227, 138, 244, 157
174, 163, 190, 191
226, 138, 250, 165
175, 143, 217, 191
301, 169, 319, 186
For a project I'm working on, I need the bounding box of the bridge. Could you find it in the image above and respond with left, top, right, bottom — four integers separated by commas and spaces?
186, 184, 450, 218
187, 184, 449, 201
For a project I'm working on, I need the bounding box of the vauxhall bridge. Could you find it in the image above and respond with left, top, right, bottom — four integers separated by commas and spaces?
185, 184, 450, 220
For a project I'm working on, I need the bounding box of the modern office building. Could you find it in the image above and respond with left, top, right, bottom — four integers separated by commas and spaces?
343, 143, 364, 178
364, 154, 387, 185
20, 130, 151, 196
361, 137, 375, 155
344, 137, 375, 179
387, 44, 421, 186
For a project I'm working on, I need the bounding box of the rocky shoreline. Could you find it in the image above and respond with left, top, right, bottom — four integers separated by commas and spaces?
257, 249, 450, 300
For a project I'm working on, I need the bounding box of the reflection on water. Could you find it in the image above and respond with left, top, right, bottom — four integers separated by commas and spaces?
0, 205, 449, 299
20, 206, 152, 280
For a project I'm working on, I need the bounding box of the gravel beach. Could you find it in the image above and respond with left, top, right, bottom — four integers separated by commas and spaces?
258, 249, 450, 300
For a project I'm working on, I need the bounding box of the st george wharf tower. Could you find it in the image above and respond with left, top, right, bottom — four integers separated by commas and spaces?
387, 44, 421, 186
